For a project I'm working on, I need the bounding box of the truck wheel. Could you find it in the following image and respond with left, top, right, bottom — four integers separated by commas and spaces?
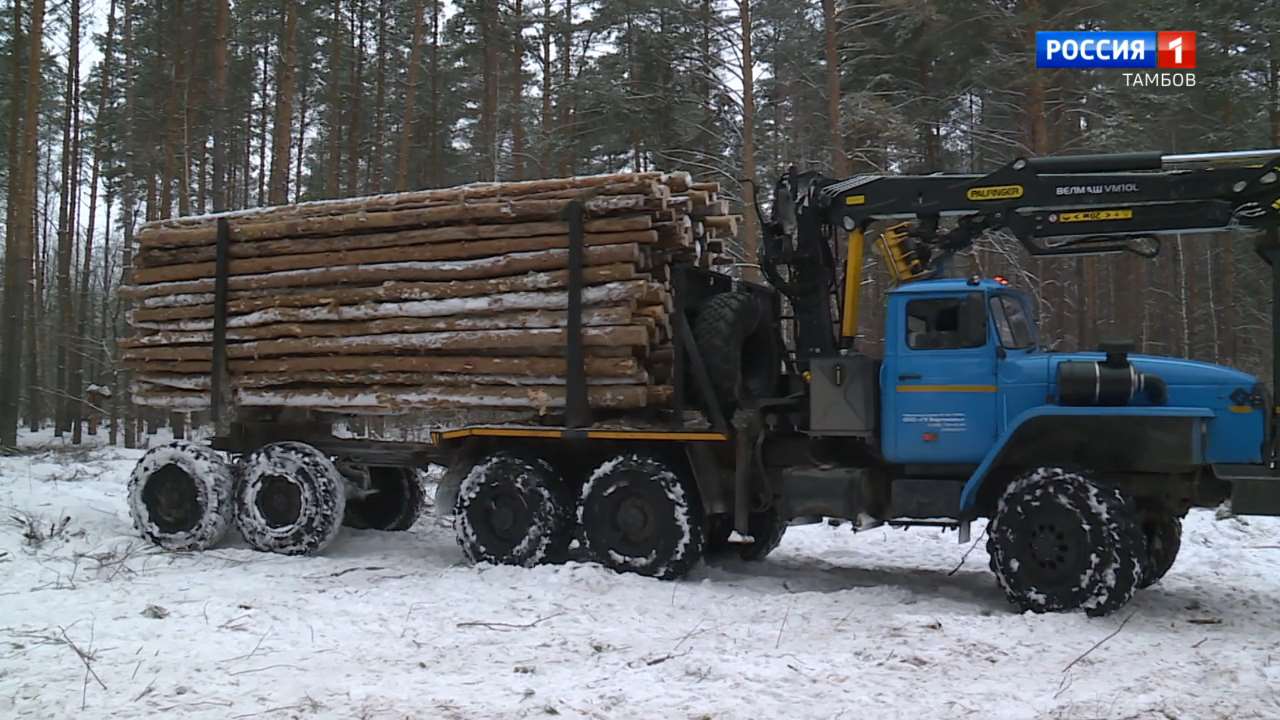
986, 467, 1143, 616
454, 453, 573, 567
1138, 515, 1182, 588
128, 441, 236, 551
692, 292, 779, 415
578, 454, 704, 579
344, 467, 424, 531
1085, 486, 1147, 616
236, 442, 346, 555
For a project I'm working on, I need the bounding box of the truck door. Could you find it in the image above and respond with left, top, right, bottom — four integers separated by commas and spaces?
883, 291, 997, 463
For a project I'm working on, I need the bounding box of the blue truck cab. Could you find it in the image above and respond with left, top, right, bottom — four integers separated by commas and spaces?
875, 277, 1275, 519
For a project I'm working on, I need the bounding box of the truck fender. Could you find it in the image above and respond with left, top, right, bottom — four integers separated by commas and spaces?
958, 405, 1215, 516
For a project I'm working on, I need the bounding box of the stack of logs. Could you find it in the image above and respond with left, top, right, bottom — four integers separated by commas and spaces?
120, 171, 739, 419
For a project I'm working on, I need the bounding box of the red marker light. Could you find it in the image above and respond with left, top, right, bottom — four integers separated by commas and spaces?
993, 275, 1010, 286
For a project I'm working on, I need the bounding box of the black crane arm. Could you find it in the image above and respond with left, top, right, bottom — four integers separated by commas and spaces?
758, 149, 1280, 366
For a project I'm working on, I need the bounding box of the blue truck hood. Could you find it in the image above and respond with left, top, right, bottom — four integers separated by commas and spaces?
997, 351, 1264, 465
1007, 352, 1257, 387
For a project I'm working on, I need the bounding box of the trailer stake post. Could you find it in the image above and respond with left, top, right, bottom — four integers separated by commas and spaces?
563, 200, 591, 429
211, 218, 232, 436
671, 265, 688, 429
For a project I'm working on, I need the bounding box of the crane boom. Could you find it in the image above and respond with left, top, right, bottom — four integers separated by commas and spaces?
761, 148, 1280, 383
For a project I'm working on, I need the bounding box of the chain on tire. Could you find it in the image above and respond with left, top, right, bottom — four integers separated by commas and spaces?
578, 454, 704, 579
235, 442, 346, 556
128, 441, 236, 551
987, 467, 1144, 617
453, 453, 573, 567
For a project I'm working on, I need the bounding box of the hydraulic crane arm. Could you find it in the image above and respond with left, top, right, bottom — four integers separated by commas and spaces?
760, 149, 1280, 366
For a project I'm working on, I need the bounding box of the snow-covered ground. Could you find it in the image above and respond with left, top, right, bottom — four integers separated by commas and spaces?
2, 432, 1280, 719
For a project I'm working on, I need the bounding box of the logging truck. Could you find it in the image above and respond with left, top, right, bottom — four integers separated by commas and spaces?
127, 149, 1280, 617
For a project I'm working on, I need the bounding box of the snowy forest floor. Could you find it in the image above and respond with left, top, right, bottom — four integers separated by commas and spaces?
2, 432, 1280, 719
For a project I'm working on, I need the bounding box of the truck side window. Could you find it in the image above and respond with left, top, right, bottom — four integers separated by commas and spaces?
990, 295, 1035, 349
906, 295, 986, 350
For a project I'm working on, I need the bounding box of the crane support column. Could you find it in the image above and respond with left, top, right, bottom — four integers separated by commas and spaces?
840, 228, 865, 346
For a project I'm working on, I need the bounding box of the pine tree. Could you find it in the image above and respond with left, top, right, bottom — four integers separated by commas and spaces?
0, 0, 44, 450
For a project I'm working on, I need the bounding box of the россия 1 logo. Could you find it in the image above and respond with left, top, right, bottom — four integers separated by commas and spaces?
1036, 31, 1196, 87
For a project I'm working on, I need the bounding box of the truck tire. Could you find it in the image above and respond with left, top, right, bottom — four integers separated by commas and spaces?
986, 467, 1143, 617
1085, 485, 1147, 616
578, 454, 704, 579
236, 442, 346, 555
692, 292, 779, 415
129, 441, 236, 551
1138, 515, 1182, 588
454, 453, 573, 567
344, 467, 424, 531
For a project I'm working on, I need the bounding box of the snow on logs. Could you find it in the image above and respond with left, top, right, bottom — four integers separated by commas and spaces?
120, 171, 738, 416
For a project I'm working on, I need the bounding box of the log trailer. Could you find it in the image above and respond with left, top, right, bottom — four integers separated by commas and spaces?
128, 148, 1280, 616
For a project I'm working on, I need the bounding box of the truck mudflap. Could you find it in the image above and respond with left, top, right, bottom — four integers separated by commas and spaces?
1213, 464, 1280, 516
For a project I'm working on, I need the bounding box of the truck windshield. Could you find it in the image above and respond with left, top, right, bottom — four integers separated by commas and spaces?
990, 295, 1035, 349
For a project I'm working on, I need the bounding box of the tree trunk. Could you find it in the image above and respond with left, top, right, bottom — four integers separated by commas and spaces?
369, 0, 387, 192
295, 83, 308, 202
99, 190, 114, 424
558, 0, 572, 176
326, 0, 344, 197
428, 0, 441, 185
118, 0, 139, 448
177, 2, 194, 217
70, 0, 116, 445
211, 0, 229, 213
479, 0, 499, 181
54, 0, 82, 436
269, 0, 298, 205
737, 0, 758, 277
2, 0, 24, 441
160, 0, 180, 219
821, 0, 847, 176
345, 0, 365, 195
540, 0, 553, 175
395, 0, 425, 192
699, 0, 713, 151
510, 0, 525, 181
258, 46, 270, 205
0, 0, 45, 450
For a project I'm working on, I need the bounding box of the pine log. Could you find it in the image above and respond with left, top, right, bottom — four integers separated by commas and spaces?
135, 216, 653, 268
516, 180, 667, 202
122, 354, 643, 377
234, 371, 646, 388
136, 370, 647, 390
132, 275, 645, 329
138, 195, 663, 248
131, 229, 658, 284
654, 217, 693, 248
121, 305, 637, 345
120, 325, 652, 361
120, 243, 643, 300
131, 384, 666, 411
236, 385, 661, 411
141, 172, 673, 233
132, 263, 638, 319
